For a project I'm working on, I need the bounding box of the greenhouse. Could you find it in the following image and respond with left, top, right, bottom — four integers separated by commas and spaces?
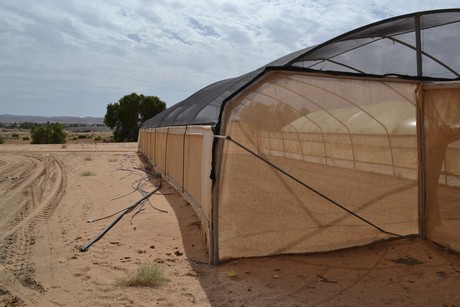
139, 9, 460, 264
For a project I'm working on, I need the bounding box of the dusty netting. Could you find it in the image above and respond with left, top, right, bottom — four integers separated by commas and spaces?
217, 73, 419, 260
424, 86, 460, 251
138, 126, 214, 253
138, 10, 460, 263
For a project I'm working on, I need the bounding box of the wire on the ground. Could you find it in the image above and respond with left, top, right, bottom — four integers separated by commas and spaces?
80, 167, 165, 252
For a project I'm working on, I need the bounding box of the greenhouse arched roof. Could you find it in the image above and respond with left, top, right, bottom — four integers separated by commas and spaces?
142, 9, 460, 130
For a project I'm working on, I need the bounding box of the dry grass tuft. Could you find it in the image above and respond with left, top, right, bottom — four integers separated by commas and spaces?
80, 171, 95, 176
115, 262, 169, 288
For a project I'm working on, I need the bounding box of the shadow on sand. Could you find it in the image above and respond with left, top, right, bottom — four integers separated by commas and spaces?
139, 154, 460, 306
160, 181, 460, 306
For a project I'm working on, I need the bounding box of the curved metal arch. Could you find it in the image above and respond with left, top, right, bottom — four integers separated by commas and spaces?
285, 8, 460, 79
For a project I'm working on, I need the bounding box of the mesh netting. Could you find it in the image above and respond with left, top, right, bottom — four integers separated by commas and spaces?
217, 73, 419, 260
138, 126, 214, 252
138, 9, 460, 262
424, 85, 460, 251
142, 10, 460, 132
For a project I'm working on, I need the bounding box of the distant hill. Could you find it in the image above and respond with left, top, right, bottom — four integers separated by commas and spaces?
0, 114, 104, 125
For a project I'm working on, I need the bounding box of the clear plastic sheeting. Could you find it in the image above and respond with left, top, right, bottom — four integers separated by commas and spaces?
217, 73, 419, 260
423, 84, 460, 251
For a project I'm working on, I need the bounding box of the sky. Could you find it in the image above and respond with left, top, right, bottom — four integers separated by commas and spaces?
1, 1, 459, 117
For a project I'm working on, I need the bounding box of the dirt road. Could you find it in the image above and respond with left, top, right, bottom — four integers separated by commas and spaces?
0, 143, 208, 306
0, 151, 65, 305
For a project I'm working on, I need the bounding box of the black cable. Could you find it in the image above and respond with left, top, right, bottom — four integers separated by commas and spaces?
110, 188, 138, 201
86, 208, 126, 223
79, 180, 161, 252
217, 134, 403, 238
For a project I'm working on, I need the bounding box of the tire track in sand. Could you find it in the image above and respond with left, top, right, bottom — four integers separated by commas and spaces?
0, 153, 66, 306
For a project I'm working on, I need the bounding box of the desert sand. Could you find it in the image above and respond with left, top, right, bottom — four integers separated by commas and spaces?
1, 143, 460, 306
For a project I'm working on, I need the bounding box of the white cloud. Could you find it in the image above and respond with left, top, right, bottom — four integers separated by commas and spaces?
0, 0, 459, 116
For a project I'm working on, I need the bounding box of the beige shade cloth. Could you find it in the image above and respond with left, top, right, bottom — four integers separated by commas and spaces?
424, 85, 460, 252
138, 75, 460, 263
138, 126, 214, 255
217, 72, 419, 260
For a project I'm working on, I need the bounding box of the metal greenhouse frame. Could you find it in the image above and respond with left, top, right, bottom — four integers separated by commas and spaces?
139, 9, 460, 264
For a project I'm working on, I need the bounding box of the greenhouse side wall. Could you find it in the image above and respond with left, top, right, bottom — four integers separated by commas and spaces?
216, 72, 420, 261
138, 126, 214, 257
423, 84, 460, 252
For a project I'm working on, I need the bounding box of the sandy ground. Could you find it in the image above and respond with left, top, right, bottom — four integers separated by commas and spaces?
1, 143, 460, 306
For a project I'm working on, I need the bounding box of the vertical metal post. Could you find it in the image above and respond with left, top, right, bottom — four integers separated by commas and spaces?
154, 128, 157, 166
415, 13, 423, 77
164, 127, 170, 175
415, 14, 425, 238
416, 85, 426, 238
210, 135, 224, 264
181, 126, 188, 193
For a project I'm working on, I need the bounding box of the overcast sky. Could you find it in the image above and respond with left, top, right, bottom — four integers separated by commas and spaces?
1, 1, 458, 117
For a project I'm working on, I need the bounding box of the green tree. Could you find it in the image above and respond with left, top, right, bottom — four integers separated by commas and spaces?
19, 122, 37, 130
104, 93, 166, 142
31, 122, 67, 144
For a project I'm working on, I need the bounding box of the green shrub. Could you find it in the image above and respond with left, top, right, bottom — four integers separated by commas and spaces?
31, 122, 67, 144
22, 136, 30, 141
115, 262, 169, 288
94, 136, 102, 141
0, 136, 4, 144
78, 134, 88, 139
11, 133, 19, 138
